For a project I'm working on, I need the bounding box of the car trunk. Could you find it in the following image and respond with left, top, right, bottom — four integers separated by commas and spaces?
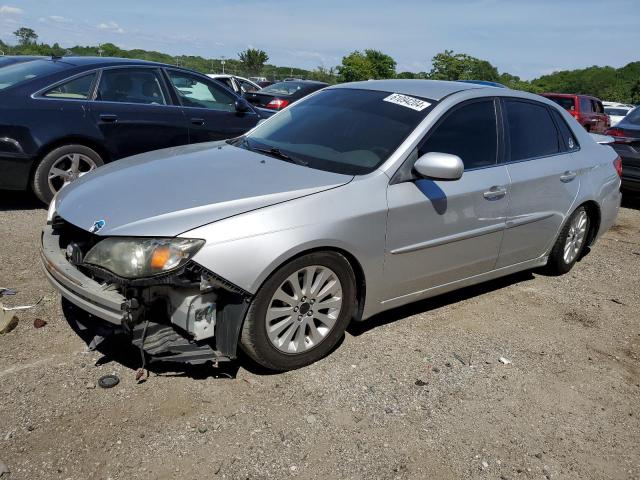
243, 91, 283, 108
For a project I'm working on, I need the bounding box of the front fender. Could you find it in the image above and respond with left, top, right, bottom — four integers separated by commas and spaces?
182, 173, 389, 317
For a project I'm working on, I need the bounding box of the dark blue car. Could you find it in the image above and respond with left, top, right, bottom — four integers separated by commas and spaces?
0, 56, 273, 203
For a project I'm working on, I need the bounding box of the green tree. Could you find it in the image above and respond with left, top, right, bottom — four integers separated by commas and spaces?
363, 49, 396, 79
428, 50, 499, 82
338, 49, 396, 82
238, 48, 269, 75
13, 27, 38, 46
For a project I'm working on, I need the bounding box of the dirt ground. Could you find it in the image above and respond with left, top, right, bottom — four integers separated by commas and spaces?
0, 191, 639, 480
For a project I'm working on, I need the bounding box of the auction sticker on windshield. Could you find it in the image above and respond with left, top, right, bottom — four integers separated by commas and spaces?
383, 93, 431, 111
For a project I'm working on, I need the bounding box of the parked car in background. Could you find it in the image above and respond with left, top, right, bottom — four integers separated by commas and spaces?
542, 93, 610, 133
244, 80, 328, 110
606, 106, 640, 192
0, 57, 274, 203
207, 74, 261, 94
257, 80, 274, 88
603, 104, 634, 126
457, 80, 507, 88
43, 80, 621, 371
248, 76, 268, 83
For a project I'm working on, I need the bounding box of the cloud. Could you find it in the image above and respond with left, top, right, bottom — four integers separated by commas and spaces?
0, 5, 22, 14
97, 20, 124, 34
39, 15, 70, 23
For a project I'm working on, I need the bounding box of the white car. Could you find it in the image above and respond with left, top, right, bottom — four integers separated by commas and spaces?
206, 74, 261, 95
604, 104, 634, 126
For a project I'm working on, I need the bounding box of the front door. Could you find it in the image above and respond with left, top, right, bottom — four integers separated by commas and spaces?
496, 99, 581, 268
89, 67, 188, 160
165, 70, 260, 144
384, 99, 509, 301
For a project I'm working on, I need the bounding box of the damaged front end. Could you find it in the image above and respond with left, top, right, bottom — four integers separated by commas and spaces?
41, 217, 251, 366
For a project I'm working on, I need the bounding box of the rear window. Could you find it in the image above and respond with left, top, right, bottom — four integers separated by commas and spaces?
625, 108, 640, 125
0, 60, 68, 91
505, 99, 559, 161
261, 82, 311, 96
605, 108, 629, 116
546, 96, 576, 111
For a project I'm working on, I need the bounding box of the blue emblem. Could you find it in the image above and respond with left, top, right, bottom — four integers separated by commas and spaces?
89, 219, 106, 234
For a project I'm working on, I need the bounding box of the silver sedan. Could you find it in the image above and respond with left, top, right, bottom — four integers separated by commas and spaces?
42, 80, 622, 371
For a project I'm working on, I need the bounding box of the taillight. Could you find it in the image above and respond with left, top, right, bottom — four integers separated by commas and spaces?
606, 128, 624, 137
569, 110, 579, 118
605, 128, 633, 144
266, 98, 289, 110
613, 156, 622, 177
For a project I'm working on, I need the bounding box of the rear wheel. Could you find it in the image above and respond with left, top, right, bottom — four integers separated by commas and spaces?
545, 206, 590, 275
32, 144, 103, 204
240, 251, 357, 371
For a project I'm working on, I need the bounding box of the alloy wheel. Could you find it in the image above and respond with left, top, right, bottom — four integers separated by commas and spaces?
47, 153, 98, 195
265, 265, 343, 354
563, 210, 588, 264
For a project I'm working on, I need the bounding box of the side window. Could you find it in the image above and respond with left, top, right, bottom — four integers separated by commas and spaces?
505, 100, 559, 161
168, 71, 235, 111
44, 73, 96, 99
580, 97, 592, 112
239, 79, 258, 93
594, 101, 604, 114
96, 68, 167, 105
550, 108, 579, 152
418, 100, 498, 170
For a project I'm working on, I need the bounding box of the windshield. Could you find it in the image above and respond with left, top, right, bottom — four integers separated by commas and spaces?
546, 96, 576, 111
0, 60, 68, 91
238, 88, 436, 175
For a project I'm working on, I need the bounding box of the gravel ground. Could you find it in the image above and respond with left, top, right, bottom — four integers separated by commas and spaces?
0, 191, 639, 480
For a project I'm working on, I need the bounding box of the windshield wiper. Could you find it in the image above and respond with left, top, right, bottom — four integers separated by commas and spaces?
252, 146, 308, 167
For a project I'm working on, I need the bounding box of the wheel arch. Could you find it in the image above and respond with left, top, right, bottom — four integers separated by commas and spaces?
580, 199, 601, 247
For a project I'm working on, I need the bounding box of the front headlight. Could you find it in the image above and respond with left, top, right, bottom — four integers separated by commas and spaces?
84, 237, 205, 278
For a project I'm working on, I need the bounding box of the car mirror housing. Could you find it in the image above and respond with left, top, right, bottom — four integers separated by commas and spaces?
414, 152, 464, 181
235, 98, 252, 113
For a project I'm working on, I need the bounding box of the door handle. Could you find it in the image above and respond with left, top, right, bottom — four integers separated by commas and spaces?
191, 117, 205, 126
483, 186, 507, 200
560, 171, 577, 182
99, 114, 118, 123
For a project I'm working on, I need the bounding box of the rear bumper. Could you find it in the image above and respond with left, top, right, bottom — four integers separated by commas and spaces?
0, 152, 36, 190
41, 224, 127, 325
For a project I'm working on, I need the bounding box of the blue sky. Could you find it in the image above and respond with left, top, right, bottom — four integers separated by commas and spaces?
1, 0, 638, 79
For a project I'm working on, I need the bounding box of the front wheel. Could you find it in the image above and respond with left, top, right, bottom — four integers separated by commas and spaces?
545, 206, 590, 275
32, 144, 104, 204
240, 252, 357, 371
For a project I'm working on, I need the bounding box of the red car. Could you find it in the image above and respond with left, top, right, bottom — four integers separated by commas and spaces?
541, 93, 610, 133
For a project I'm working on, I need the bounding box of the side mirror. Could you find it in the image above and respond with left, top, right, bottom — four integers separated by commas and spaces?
235, 98, 252, 113
414, 152, 463, 181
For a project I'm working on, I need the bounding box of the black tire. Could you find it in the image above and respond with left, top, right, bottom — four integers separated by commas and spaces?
545, 206, 591, 276
240, 251, 357, 371
32, 144, 104, 204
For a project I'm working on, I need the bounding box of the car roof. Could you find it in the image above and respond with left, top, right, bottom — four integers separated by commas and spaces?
329, 79, 483, 101
27, 56, 168, 68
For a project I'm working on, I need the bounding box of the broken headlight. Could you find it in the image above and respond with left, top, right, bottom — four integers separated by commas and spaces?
84, 237, 205, 279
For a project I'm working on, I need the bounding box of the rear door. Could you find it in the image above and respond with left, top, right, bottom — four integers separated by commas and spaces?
88, 67, 188, 160
592, 99, 609, 133
165, 69, 260, 143
496, 99, 581, 268
384, 98, 510, 299
579, 97, 597, 132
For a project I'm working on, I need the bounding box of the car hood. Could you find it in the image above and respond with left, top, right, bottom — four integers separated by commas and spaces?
55, 141, 352, 237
